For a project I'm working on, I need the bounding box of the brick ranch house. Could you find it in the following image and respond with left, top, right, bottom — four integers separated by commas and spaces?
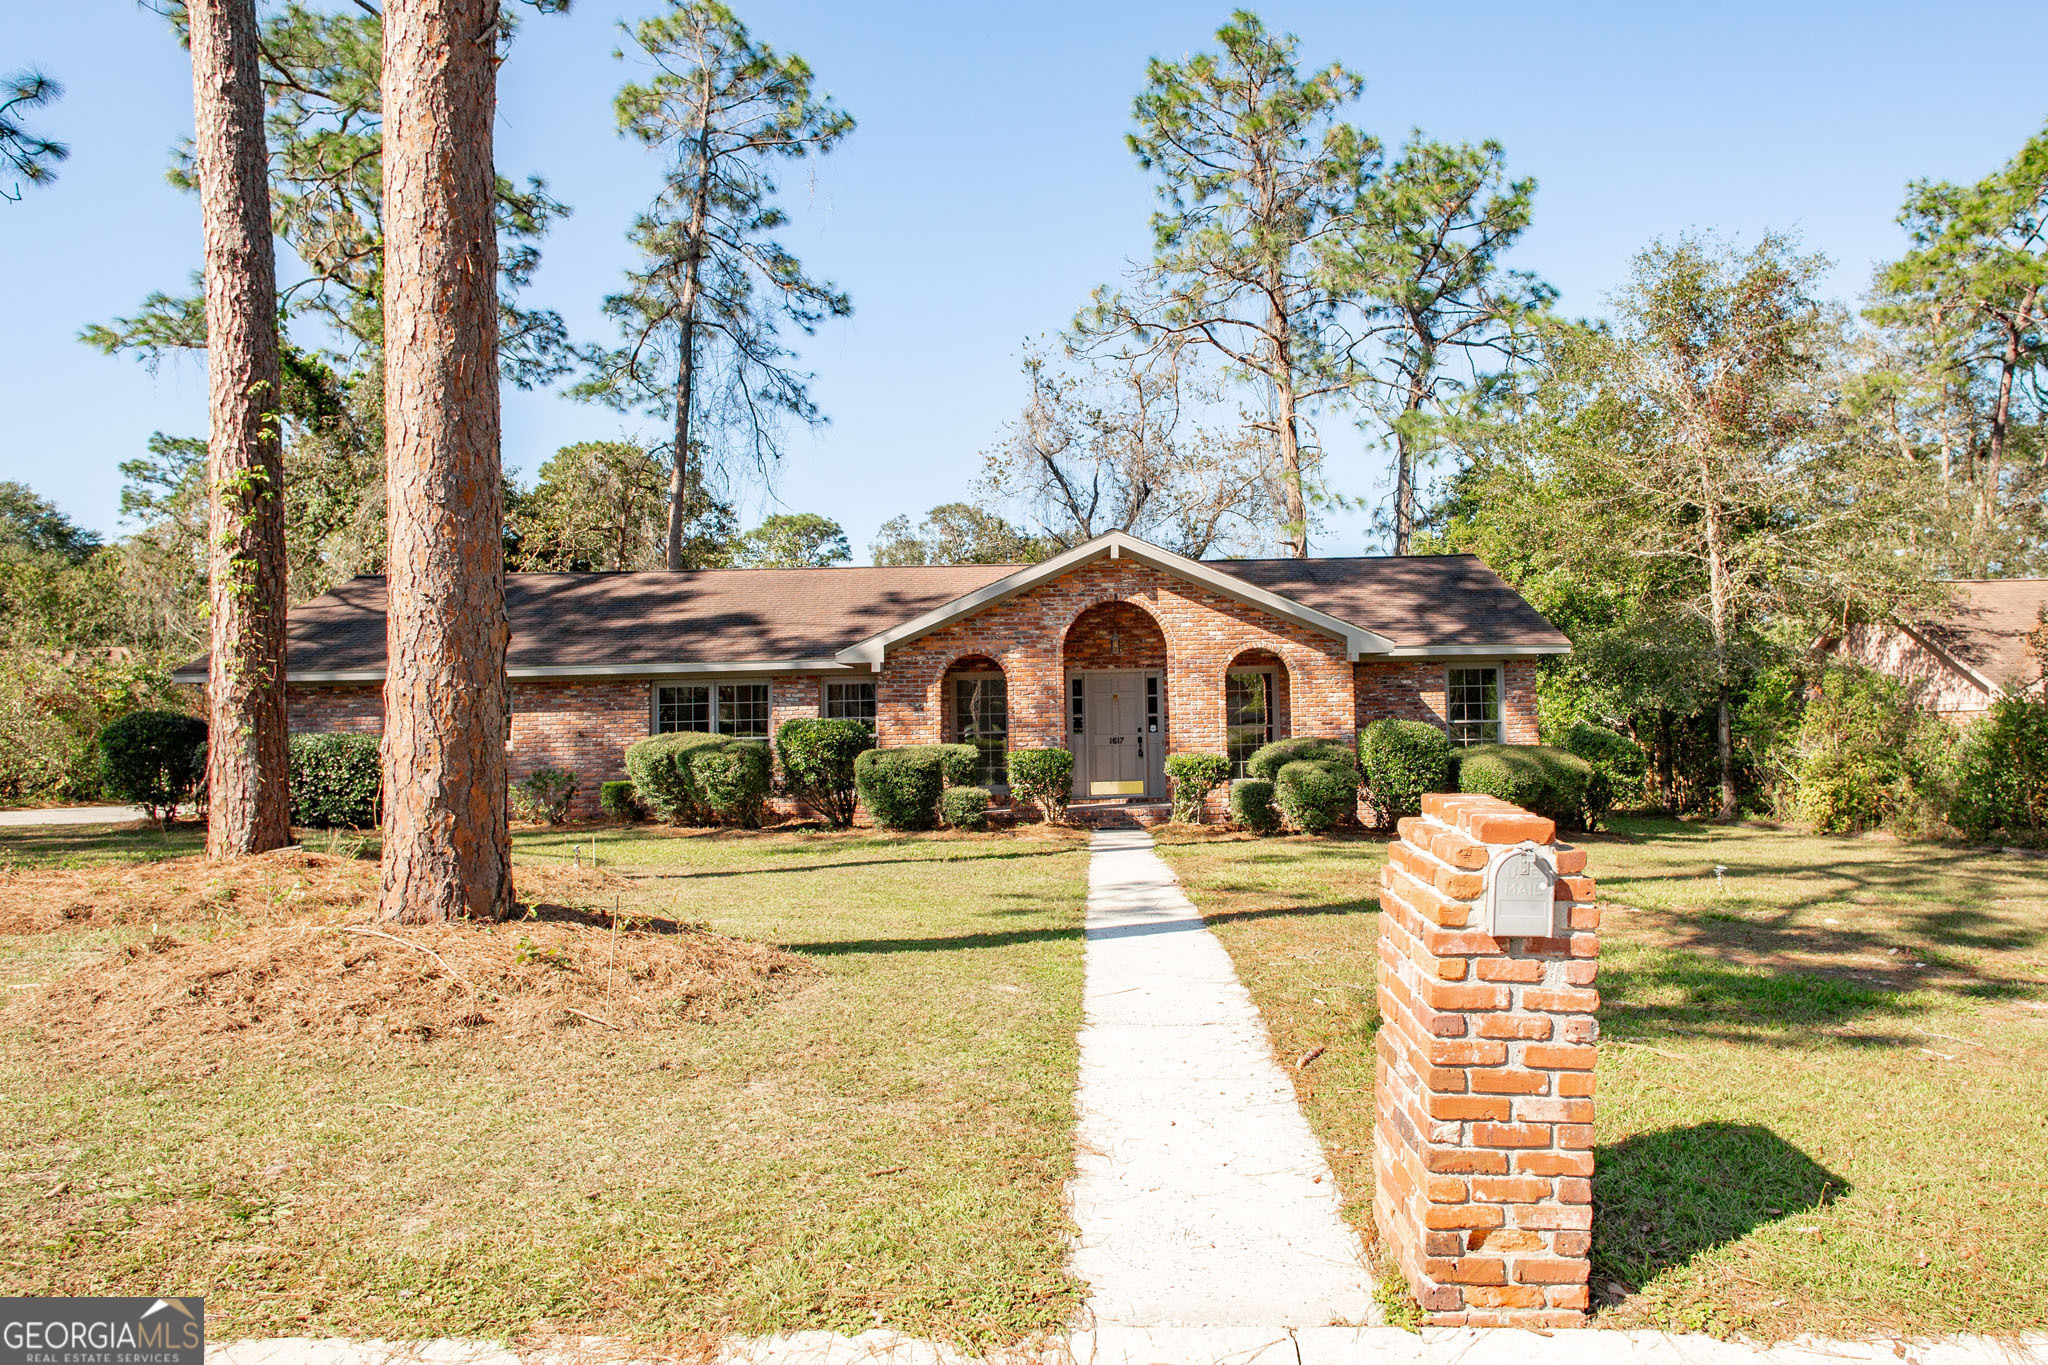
1829, 578, 2048, 722
174, 531, 1570, 819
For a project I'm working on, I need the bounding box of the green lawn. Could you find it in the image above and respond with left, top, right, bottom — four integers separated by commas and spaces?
0, 821, 1092, 1349
1153, 818, 2048, 1340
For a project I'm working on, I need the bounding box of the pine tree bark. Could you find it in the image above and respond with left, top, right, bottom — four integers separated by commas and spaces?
377, 0, 513, 923
190, 0, 291, 860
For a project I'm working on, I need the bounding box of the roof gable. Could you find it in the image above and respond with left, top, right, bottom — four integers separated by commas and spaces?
833, 531, 1399, 664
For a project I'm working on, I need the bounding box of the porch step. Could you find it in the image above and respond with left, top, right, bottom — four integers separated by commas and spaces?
1067, 800, 1173, 830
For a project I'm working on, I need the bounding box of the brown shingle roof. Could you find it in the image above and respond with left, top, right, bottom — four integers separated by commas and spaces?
1918, 579, 2048, 690
1213, 554, 1570, 652
173, 549, 1567, 681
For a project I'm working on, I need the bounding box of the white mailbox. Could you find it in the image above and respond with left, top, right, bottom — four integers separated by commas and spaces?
1483, 841, 1557, 938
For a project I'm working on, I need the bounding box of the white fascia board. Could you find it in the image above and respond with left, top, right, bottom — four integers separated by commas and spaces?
835, 529, 1397, 663
181, 658, 858, 686
1378, 643, 1573, 659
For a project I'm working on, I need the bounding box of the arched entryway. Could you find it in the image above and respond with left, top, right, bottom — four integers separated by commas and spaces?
1062, 602, 1168, 800
1224, 648, 1291, 776
941, 654, 1009, 788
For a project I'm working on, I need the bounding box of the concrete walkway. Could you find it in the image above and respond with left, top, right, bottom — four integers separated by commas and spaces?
1066, 826, 1376, 1329
0, 804, 146, 827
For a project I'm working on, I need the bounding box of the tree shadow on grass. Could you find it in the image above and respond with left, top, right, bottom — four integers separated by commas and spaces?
1594, 1121, 1845, 1298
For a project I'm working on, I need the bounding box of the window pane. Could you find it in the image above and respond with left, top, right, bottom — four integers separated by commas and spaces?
953, 675, 1008, 786
655, 684, 710, 734
824, 681, 876, 723
1446, 667, 1501, 748
718, 682, 770, 737
1225, 671, 1272, 777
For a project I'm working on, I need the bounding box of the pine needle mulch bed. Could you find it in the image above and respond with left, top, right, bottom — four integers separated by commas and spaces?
0, 821, 1094, 1351
1152, 819, 2048, 1343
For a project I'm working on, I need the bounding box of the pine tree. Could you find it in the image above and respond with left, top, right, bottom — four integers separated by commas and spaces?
188, 0, 291, 857
377, 0, 513, 923
575, 1, 853, 571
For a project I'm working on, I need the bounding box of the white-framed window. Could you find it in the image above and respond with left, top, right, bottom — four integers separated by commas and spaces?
1225, 669, 1275, 777
653, 680, 770, 737
1446, 665, 1504, 747
824, 680, 876, 723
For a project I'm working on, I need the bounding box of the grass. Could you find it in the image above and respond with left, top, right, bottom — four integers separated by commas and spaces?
0, 819, 1093, 1350
1154, 817, 2048, 1341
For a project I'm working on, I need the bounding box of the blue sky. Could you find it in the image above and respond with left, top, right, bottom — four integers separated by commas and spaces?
4, 1, 2046, 559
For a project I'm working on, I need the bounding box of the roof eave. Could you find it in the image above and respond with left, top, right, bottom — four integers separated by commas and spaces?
1377, 643, 1573, 659
175, 657, 860, 686
835, 530, 1398, 664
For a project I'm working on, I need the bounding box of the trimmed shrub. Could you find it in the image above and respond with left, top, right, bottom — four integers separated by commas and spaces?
96, 709, 207, 825
1230, 777, 1279, 834
1451, 743, 1596, 831
1245, 736, 1354, 780
1165, 752, 1231, 823
599, 780, 641, 823
512, 767, 579, 825
1007, 747, 1075, 824
940, 784, 992, 831
776, 717, 875, 828
288, 732, 381, 829
1358, 719, 1450, 825
1560, 721, 1648, 828
1275, 758, 1358, 833
854, 746, 950, 831
623, 732, 769, 827
1951, 696, 2048, 840
936, 742, 979, 788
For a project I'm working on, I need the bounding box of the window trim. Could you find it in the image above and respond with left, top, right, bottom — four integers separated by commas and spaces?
1444, 663, 1506, 747
650, 677, 773, 737
823, 679, 877, 723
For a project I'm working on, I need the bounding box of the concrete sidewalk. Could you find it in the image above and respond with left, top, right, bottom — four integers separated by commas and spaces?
0, 804, 147, 827
1065, 826, 1375, 1328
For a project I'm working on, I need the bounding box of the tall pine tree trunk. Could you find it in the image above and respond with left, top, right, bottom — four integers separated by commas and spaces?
191, 0, 290, 859
377, 0, 513, 923
1267, 289, 1308, 558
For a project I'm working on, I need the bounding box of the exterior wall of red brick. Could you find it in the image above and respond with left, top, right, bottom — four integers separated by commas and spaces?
876, 557, 1357, 760
1354, 659, 1540, 744
289, 685, 382, 734
1375, 792, 1600, 1328
1836, 623, 1995, 720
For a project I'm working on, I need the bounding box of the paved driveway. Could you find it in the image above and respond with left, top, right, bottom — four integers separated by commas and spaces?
0, 805, 148, 828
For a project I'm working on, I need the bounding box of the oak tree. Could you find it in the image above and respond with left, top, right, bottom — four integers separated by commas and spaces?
732, 512, 849, 568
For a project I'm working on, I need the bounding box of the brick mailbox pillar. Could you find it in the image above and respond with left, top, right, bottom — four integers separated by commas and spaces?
1373, 792, 1599, 1328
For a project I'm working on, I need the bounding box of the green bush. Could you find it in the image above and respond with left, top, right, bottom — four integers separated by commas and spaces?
96, 709, 207, 825
1245, 736, 1354, 780
1007, 747, 1074, 823
288, 732, 381, 829
1787, 667, 1959, 836
1452, 743, 1596, 831
1165, 752, 1230, 823
1275, 758, 1358, 833
512, 767, 579, 825
623, 732, 769, 827
599, 780, 641, 823
1357, 719, 1449, 825
936, 742, 979, 788
1951, 697, 2048, 840
1230, 777, 1279, 834
776, 717, 875, 828
854, 746, 950, 830
1562, 720, 1647, 823
940, 784, 992, 831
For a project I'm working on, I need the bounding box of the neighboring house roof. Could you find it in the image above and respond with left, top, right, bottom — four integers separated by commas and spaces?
1911, 579, 2048, 694
170, 531, 1570, 684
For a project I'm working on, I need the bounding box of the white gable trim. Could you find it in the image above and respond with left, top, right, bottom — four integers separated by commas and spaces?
833, 530, 1398, 664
